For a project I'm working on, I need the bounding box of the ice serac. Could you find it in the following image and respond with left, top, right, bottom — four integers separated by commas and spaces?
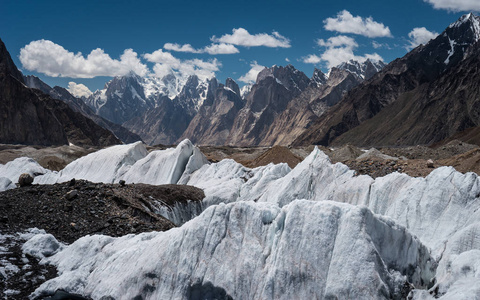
34, 141, 148, 184
122, 139, 206, 185
31, 200, 433, 299
34, 139, 208, 185
0, 157, 49, 191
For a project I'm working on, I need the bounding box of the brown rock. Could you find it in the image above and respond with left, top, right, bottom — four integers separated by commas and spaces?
18, 173, 33, 187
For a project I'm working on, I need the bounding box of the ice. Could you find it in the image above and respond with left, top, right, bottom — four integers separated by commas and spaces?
30, 200, 434, 299
33, 140, 207, 185
121, 139, 206, 185
0, 177, 14, 192
34, 141, 148, 184
0, 157, 49, 191
8, 144, 480, 298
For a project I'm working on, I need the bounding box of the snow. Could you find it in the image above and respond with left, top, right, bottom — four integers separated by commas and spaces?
444, 37, 456, 64
29, 200, 434, 299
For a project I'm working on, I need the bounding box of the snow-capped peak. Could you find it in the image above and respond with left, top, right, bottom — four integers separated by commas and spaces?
335, 59, 386, 80
448, 13, 480, 41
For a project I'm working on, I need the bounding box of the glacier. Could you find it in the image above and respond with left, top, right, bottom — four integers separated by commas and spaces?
28, 200, 434, 300
3, 142, 480, 298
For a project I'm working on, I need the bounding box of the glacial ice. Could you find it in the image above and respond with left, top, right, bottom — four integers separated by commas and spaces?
34, 139, 208, 185
5, 144, 480, 298
0, 157, 49, 191
30, 200, 434, 299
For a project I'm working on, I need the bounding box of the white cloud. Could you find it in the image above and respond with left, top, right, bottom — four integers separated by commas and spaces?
304, 35, 383, 68
238, 61, 265, 84
164, 43, 200, 53
163, 42, 239, 55
372, 41, 391, 49
285, 58, 290, 62
302, 54, 322, 64
424, 0, 480, 12
324, 10, 392, 38
406, 27, 439, 50
317, 35, 358, 48
19, 40, 148, 78
67, 82, 93, 98
203, 43, 239, 54
144, 49, 221, 80
212, 28, 291, 48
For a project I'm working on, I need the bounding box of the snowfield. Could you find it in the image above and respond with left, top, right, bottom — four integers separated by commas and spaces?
2, 140, 480, 299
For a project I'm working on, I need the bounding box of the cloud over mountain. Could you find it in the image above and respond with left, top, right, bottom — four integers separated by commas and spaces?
19, 40, 148, 78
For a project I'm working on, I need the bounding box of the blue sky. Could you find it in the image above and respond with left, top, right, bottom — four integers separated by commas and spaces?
1, 0, 479, 95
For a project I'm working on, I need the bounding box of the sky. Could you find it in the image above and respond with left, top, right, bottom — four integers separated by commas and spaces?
1, 0, 479, 97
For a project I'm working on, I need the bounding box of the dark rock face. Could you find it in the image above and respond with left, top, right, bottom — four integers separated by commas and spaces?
124, 95, 194, 145
293, 13, 480, 147
180, 78, 244, 145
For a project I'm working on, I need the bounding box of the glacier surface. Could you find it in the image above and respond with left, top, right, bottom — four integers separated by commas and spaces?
3, 143, 480, 298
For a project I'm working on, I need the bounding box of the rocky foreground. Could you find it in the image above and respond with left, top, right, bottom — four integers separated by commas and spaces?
0, 180, 203, 299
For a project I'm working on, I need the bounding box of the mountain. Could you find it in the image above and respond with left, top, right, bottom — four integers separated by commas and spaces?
225, 65, 311, 146
123, 75, 209, 145
24, 75, 142, 144
180, 78, 244, 145
0, 38, 120, 147
294, 13, 480, 147
332, 39, 480, 146
336, 59, 386, 80
230, 60, 384, 146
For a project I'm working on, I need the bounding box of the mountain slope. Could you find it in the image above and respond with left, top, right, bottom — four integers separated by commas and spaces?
293, 13, 480, 146
332, 41, 480, 146
24, 76, 142, 144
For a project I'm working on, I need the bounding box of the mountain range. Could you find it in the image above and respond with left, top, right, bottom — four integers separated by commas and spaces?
2, 13, 480, 148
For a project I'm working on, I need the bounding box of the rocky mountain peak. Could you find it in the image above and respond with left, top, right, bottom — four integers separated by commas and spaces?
337, 59, 386, 80
0, 38, 24, 83
256, 64, 310, 92
312, 68, 328, 86
225, 77, 240, 96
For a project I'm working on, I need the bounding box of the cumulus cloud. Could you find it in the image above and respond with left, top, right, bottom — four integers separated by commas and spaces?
19, 40, 148, 78
203, 43, 239, 54
238, 61, 265, 84
424, 0, 480, 12
163, 43, 200, 53
302, 54, 322, 64
304, 35, 383, 68
324, 10, 392, 38
406, 27, 439, 50
67, 82, 93, 98
212, 28, 291, 48
163, 42, 239, 55
144, 49, 221, 80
